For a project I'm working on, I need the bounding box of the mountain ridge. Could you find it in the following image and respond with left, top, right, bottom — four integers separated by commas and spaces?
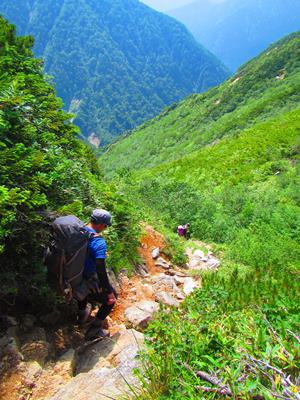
0, 0, 229, 144
169, 0, 300, 71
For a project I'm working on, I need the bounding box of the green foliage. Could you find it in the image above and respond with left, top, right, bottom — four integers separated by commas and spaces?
103, 30, 300, 173
102, 32, 300, 398
0, 17, 140, 309
0, 0, 229, 144
141, 269, 299, 398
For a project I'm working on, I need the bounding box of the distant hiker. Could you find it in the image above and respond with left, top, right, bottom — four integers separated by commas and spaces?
45, 209, 116, 341
76, 209, 117, 340
177, 223, 190, 239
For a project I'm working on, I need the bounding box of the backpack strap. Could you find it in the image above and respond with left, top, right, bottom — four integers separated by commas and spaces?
58, 249, 66, 291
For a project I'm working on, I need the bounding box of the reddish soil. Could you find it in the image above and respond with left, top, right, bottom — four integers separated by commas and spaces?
0, 225, 170, 399
109, 225, 167, 332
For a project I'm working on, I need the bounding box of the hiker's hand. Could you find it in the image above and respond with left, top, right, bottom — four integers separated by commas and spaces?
107, 292, 116, 306
87, 274, 100, 294
64, 287, 73, 302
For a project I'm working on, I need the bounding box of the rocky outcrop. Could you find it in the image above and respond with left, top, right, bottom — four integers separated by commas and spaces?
48, 328, 144, 400
186, 247, 221, 271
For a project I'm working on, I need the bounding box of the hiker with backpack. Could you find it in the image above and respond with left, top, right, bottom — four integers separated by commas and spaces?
45, 209, 117, 341
77, 209, 117, 340
177, 223, 190, 239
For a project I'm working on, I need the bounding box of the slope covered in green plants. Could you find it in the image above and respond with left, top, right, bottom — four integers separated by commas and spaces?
103, 31, 300, 174
102, 32, 300, 399
0, 17, 139, 311
0, 0, 229, 145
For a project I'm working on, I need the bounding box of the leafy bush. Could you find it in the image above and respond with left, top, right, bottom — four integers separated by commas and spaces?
0, 17, 140, 310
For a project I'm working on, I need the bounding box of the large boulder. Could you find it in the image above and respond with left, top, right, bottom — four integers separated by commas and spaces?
47, 329, 144, 400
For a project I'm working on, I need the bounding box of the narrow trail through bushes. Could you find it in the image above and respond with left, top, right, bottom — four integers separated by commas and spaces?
0, 226, 216, 400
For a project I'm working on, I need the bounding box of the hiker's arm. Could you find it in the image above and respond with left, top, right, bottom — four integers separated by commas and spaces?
95, 258, 113, 293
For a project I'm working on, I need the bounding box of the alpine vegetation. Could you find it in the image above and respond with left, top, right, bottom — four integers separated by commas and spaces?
102, 31, 300, 399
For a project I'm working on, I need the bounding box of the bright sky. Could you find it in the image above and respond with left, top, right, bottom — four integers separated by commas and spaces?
141, 0, 193, 12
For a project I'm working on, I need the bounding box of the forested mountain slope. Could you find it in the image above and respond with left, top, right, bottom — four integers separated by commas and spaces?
0, 17, 139, 309
103, 31, 300, 174
0, 0, 229, 145
169, 0, 300, 71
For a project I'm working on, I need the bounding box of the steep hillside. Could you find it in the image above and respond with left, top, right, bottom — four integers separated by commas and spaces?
102, 31, 300, 174
0, 0, 229, 145
101, 31, 300, 399
169, 0, 300, 71
0, 16, 139, 309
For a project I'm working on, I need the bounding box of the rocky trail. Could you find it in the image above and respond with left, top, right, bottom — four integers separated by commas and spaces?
0, 226, 220, 400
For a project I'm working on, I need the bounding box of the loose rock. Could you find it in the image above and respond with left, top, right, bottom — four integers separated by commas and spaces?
183, 278, 197, 295
21, 327, 50, 365
155, 292, 179, 308
207, 257, 221, 269
151, 247, 160, 259
125, 301, 159, 330
155, 257, 170, 269
134, 263, 149, 277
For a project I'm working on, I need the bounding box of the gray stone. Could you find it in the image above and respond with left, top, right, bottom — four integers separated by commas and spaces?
207, 257, 221, 269
134, 263, 149, 277
155, 257, 171, 269
155, 292, 179, 308
2, 327, 24, 364
151, 248, 160, 259
48, 330, 144, 400
193, 250, 205, 259
6, 316, 18, 326
153, 275, 180, 294
140, 283, 154, 297
174, 275, 186, 285
125, 301, 159, 330
52, 349, 76, 378
167, 269, 188, 277
21, 327, 50, 365
176, 292, 185, 300
183, 278, 197, 295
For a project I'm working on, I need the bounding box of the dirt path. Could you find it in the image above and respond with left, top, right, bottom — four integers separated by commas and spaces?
0, 226, 211, 400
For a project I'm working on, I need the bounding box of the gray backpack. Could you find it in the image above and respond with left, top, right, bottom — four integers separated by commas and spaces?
44, 215, 95, 299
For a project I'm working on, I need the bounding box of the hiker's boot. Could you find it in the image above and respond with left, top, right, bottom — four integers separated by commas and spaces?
85, 319, 110, 341
77, 303, 92, 325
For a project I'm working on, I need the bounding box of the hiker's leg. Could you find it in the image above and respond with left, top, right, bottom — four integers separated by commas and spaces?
85, 287, 117, 340
77, 297, 92, 324
96, 287, 118, 320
